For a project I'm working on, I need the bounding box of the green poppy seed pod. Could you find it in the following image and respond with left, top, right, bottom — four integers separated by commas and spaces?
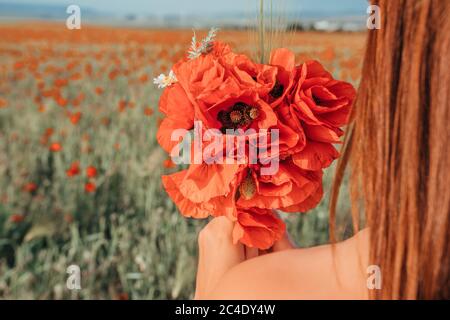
239, 174, 256, 200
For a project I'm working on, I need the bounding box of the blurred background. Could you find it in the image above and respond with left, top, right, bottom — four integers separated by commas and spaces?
1, 0, 368, 30
0, 0, 366, 299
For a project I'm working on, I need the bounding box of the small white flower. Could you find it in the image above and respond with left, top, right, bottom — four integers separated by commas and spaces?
153, 70, 177, 89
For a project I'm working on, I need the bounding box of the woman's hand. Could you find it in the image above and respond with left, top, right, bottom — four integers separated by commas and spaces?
194, 216, 245, 299
194, 215, 296, 299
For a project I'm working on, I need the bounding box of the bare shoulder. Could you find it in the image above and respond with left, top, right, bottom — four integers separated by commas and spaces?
209, 228, 370, 300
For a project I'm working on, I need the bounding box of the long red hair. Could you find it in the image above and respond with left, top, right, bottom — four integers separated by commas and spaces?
331, 0, 449, 299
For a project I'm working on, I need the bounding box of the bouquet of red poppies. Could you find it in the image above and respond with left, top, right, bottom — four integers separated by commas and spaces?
154, 29, 355, 249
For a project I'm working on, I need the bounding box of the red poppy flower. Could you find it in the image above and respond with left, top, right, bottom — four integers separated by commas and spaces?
66, 162, 80, 177
10, 214, 25, 223
289, 60, 356, 145
85, 182, 96, 193
232, 207, 285, 250
115, 293, 129, 300
86, 166, 97, 178
23, 182, 38, 193
172, 43, 279, 132
267, 48, 297, 107
163, 158, 176, 169
55, 95, 68, 107
156, 83, 195, 153
162, 162, 242, 219
221, 52, 278, 97
0, 97, 7, 108
275, 58, 356, 169
95, 87, 104, 95
139, 74, 149, 83
49, 142, 62, 152
54, 78, 68, 88
236, 159, 323, 212
118, 100, 127, 112
173, 54, 239, 119
69, 112, 82, 125
44, 127, 54, 137
144, 107, 154, 116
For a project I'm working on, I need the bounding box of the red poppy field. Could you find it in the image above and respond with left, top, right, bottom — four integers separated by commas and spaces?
0, 23, 365, 299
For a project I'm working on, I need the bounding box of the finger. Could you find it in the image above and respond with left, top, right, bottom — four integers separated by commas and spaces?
272, 231, 296, 252
245, 246, 259, 259
207, 216, 234, 233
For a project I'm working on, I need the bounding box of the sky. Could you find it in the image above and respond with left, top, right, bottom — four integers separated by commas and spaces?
0, 0, 368, 16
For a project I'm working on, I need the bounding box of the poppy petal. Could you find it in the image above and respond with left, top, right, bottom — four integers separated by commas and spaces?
179, 162, 241, 203
292, 141, 339, 170
156, 116, 193, 153
232, 208, 285, 250
269, 48, 295, 72
162, 171, 213, 218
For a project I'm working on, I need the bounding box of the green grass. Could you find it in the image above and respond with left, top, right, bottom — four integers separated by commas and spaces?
0, 160, 346, 299
0, 34, 355, 300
